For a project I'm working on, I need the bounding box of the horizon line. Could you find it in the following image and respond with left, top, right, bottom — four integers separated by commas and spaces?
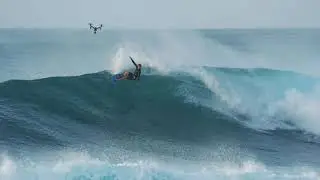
0, 27, 319, 30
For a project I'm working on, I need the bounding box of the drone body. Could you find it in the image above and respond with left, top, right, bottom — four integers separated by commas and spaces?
88, 23, 103, 34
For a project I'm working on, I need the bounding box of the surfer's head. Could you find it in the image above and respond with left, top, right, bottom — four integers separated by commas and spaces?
138, 64, 142, 69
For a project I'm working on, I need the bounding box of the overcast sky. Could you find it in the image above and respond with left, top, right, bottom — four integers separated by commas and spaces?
1, 0, 319, 28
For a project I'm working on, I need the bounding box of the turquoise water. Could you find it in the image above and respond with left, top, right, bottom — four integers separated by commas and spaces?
0, 29, 320, 180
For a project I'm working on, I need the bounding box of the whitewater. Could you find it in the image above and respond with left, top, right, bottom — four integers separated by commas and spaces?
0, 28, 320, 180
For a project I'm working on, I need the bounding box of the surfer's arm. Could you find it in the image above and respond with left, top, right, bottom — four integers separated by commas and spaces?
129, 56, 138, 68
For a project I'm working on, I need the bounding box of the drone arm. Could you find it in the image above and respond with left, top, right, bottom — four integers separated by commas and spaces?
98, 24, 103, 30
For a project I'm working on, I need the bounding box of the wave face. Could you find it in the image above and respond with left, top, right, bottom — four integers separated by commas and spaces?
1, 29, 320, 180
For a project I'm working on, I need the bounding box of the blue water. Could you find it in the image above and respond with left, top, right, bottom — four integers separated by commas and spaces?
0, 29, 320, 180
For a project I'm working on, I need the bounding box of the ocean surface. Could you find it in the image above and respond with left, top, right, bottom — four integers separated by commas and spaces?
0, 28, 320, 180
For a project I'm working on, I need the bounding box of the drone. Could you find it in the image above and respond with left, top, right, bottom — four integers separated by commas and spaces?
88, 23, 103, 34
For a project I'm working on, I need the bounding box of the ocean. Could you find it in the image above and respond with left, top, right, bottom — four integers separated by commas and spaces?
0, 28, 320, 180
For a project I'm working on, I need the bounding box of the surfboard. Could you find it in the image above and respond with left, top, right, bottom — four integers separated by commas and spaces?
111, 73, 124, 84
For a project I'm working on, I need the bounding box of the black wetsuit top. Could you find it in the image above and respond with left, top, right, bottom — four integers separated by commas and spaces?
130, 57, 141, 80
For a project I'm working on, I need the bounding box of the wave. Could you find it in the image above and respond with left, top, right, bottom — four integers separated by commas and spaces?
1, 66, 320, 148
1, 151, 319, 180
0, 150, 319, 180
0, 70, 243, 147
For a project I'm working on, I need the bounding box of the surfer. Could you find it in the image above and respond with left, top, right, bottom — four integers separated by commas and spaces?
88, 23, 103, 34
118, 57, 142, 80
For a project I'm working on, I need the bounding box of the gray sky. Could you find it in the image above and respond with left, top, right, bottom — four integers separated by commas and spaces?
1, 0, 319, 28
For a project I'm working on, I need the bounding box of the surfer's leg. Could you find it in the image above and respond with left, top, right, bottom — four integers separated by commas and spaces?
127, 72, 134, 80
118, 71, 134, 80
117, 72, 129, 80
